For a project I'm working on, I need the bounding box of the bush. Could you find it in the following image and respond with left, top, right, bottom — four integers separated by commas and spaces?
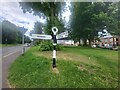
56, 44, 64, 51
39, 40, 64, 51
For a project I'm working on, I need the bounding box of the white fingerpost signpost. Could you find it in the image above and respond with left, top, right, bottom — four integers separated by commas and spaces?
52, 27, 58, 68
56, 31, 68, 39
31, 34, 52, 40
31, 27, 68, 68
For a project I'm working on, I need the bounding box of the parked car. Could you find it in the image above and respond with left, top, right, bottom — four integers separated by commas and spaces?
112, 46, 118, 51
104, 44, 113, 49
24, 43, 30, 47
99, 44, 105, 49
91, 44, 96, 48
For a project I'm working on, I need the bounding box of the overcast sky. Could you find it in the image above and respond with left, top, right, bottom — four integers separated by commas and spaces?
0, 1, 71, 36
0, 1, 47, 36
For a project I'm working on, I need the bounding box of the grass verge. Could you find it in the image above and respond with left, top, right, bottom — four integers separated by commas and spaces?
8, 46, 118, 88
0, 44, 22, 47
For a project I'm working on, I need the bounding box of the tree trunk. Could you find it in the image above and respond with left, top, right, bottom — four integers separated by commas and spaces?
113, 36, 115, 46
50, 2, 55, 26
83, 38, 87, 46
78, 39, 81, 46
48, 2, 55, 34
88, 39, 91, 46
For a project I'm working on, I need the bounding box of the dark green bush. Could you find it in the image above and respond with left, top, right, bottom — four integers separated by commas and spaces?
39, 40, 64, 51
56, 44, 64, 51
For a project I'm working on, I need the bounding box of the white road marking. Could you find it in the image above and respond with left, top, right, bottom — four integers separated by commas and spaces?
3, 50, 21, 58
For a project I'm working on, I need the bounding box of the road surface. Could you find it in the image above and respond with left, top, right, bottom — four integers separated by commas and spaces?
1, 45, 28, 89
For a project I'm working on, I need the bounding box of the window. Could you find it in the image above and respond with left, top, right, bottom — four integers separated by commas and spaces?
110, 38, 113, 42
105, 39, 108, 42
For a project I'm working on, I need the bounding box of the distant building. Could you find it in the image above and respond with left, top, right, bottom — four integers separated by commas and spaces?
57, 40, 74, 45
95, 35, 120, 46
97, 27, 120, 46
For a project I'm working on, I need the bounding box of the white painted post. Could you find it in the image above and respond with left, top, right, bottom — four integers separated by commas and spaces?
52, 27, 58, 68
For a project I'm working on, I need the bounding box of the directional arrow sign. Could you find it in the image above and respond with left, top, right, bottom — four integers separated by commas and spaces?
56, 31, 68, 39
31, 34, 52, 40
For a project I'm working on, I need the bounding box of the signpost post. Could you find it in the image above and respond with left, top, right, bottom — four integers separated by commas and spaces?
52, 27, 58, 68
31, 27, 68, 68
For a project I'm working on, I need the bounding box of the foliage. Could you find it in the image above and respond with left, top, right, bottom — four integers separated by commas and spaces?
70, 2, 95, 45
45, 16, 65, 35
39, 40, 52, 51
2, 20, 22, 44
19, 2, 62, 18
0, 22, 2, 44
1, 20, 30, 44
8, 46, 118, 88
39, 40, 63, 51
33, 21, 43, 34
70, 2, 119, 45
19, 2, 66, 34
24, 36, 31, 43
118, 2, 120, 35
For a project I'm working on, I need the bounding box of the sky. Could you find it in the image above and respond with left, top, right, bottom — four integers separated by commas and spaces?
0, 1, 71, 36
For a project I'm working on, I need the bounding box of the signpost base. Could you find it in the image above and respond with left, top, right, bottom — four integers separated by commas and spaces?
51, 67, 59, 74
52, 58, 56, 68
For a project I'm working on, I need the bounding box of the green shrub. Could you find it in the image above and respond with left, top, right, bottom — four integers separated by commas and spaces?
39, 40, 64, 51
56, 44, 64, 51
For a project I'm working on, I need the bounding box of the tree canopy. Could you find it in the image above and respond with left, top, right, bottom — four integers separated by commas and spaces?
2, 20, 30, 44
70, 2, 119, 45
33, 21, 43, 34
19, 2, 66, 34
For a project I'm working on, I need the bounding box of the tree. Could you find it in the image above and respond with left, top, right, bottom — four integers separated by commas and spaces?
2, 20, 27, 44
0, 21, 2, 44
118, 2, 120, 35
107, 2, 119, 35
70, 2, 94, 45
70, 2, 119, 46
91, 2, 119, 34
19, 1, 66, 34
2, 20, 18, 44
24, 36, 31, 43
34, 21, 43, 34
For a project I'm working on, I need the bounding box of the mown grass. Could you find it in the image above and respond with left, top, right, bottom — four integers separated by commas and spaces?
8, 46, 119, 88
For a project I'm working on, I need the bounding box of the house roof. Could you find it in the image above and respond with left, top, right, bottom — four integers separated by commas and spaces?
101, 35, 113, 39
101, 33, 113, 39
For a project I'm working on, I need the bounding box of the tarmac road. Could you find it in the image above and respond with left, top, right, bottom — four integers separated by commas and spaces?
1, 45, 29, 89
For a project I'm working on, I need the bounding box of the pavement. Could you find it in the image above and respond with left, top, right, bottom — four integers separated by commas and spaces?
1, 45, 29, 89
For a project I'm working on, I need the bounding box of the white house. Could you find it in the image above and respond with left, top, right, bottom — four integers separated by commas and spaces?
57, 40, 74, 45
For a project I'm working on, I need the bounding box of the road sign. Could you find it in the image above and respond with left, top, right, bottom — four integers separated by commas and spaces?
56, 31, 68, 39
31, 34, 52, 40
